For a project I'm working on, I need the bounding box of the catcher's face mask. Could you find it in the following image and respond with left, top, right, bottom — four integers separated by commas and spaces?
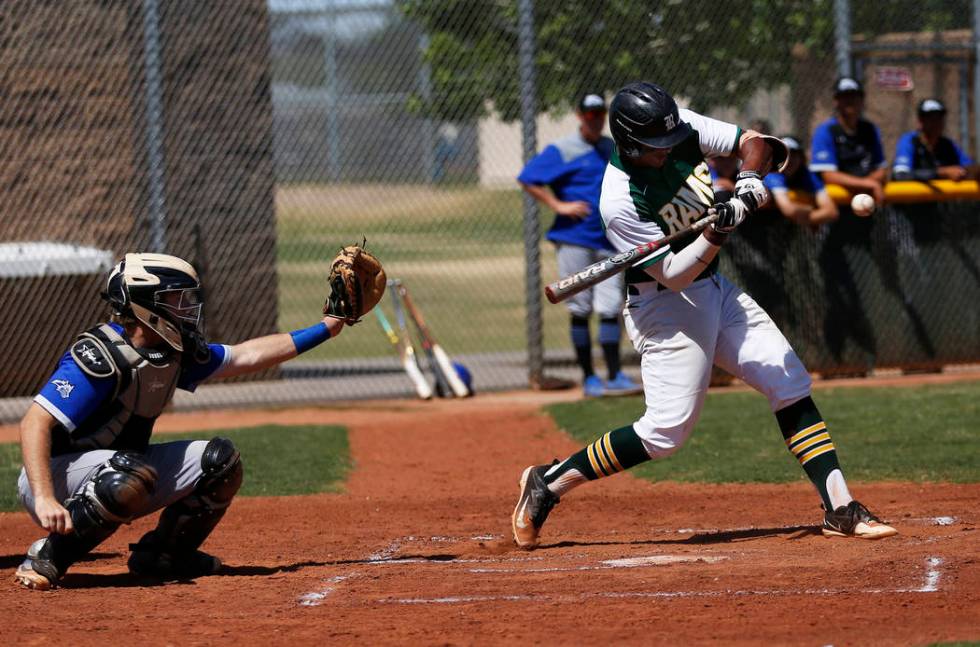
104, 253, 204, 352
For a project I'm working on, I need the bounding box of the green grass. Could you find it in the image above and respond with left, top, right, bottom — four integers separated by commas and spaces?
545, 382, 980, 484
274, 183, 588, 361
0, 424, 350, 512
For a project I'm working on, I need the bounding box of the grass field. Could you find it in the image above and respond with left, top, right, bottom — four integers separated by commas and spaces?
0, 424, 350, 512
275, 183, 585, 362
546, 381, 980, 484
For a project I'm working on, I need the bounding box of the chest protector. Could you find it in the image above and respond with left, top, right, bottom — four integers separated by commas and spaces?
62, 324, 181, 454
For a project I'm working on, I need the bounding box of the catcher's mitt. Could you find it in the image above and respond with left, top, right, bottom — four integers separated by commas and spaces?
323, 243, 386, 324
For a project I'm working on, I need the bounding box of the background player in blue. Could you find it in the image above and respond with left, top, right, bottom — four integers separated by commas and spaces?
15, 253, 347, 590
764, 135, 839, 228
518, 93, 640, 397
892, 98, 975, 181
809, 77, 887, 207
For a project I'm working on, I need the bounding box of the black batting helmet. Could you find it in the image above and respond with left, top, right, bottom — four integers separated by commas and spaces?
609, 82, 692, 157
103, 253, 204, 352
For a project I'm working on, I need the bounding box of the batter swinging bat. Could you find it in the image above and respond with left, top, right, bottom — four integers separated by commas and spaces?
374, 306, 433, 400
545, 210, 719, 304
395, 280, 471, 398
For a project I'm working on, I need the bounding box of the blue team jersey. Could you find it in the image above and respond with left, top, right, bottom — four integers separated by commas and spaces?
35, 322, 230, 432
518, 132, 615, 251
809, 116, 885, 177
893, 130, 973, 174
764, 168, 825, 196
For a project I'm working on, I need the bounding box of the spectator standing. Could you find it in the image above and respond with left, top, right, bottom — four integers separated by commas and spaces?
518, 93, 641, 397
809, 77, 887, 206
892, 99, 974, 181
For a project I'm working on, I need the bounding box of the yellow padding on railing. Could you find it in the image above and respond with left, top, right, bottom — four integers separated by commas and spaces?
824, 180, 980, 204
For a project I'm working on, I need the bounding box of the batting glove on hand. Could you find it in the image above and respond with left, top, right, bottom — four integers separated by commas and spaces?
710, 199, 750, 234
733, 170, 769, 212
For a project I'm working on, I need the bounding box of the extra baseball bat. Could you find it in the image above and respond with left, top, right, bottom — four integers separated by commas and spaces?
374, 306, 433, 400
544, 210, 719, 304
395, 280, 471, 398
389, 279, 452, 398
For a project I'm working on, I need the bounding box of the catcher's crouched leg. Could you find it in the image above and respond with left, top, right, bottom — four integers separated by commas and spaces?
128, 437, 243, 580
18, 452, 158, 589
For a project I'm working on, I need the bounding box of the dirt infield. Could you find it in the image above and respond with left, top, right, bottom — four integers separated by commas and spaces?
0, 386, 978, 645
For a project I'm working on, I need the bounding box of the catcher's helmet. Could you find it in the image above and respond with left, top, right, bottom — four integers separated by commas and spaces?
609, 82, 692, 157
103, 253, 203, 352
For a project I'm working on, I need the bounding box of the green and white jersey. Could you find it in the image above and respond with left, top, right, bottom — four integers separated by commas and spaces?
599, 108, 741, 283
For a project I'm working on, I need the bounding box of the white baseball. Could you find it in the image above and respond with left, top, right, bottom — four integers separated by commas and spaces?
850, 193, 875, 217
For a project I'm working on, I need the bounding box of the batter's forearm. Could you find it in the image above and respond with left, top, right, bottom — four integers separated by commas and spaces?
645, 234, 722, 291
736, 132, 771, 173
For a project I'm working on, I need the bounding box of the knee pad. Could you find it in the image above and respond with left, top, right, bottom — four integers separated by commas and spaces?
198, 437, 244, 511
152, 437, 243, 554
69, 451, 158, 537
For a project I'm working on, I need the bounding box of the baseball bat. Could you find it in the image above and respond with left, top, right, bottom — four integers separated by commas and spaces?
389, 279, 452, 398
374, 306, 433, 400
395, 280, 471, 398
544, 210, 719, 304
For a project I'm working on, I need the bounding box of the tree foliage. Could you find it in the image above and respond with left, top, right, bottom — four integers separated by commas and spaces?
399, 0, 970, 122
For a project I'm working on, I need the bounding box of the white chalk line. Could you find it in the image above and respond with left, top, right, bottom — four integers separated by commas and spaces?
469, 555, 729, 573
298, 574, 355, 607
376, 556, 945, 606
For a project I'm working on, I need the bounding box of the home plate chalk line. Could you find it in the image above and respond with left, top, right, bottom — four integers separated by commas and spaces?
297, 534, 946, 607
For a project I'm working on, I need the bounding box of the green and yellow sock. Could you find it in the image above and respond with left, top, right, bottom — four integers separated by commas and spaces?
543, 424, 650, 496
776, 396, 852, 511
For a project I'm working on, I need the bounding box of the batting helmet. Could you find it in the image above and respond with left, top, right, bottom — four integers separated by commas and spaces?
609, 82, 692, 157
103, 253, 203, 352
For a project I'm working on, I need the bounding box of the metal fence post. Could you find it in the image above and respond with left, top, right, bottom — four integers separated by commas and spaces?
517, 0, 544, 388
834, 0, 852, 78
142, 0, 167, 252
973, 0, 980, 160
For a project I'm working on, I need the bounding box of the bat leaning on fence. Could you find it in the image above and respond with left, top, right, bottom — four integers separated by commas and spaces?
544, 210, 719, 304
394, 280, 471, 398
374, 306, 433, 400
389, 279, 452, 398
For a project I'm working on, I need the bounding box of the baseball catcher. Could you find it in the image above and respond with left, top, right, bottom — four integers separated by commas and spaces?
323, 242, 386, 325
14, 250, 369, 590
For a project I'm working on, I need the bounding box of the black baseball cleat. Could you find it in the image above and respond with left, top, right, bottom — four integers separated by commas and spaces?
14, 538, 61, 591
822, 500, 897, 539
128, 531, 222, 581
512, 463, 560, 549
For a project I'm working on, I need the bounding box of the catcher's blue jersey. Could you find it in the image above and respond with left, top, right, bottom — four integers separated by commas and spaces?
35, 322, 230, 455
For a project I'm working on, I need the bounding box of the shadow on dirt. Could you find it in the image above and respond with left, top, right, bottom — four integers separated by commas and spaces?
543, 525, 819, 549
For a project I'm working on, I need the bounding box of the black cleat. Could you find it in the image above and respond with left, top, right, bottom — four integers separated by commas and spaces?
128, 531, 222, 581
511, 463, 560, 549
822, 500, 897, 539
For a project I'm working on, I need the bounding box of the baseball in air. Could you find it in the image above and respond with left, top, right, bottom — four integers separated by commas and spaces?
850, 193, 876, 217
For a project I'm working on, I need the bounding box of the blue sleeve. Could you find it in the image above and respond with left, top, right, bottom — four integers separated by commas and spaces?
952, 140, 973, 166
517, 145, 566, 186
763, 172, 788, 192
871, 124, 886, 168
35, 353, 115, 431
893, 132, 916, 173
809, 171, 826, 192
809, 123, 838, 172
178, 343, 231, 392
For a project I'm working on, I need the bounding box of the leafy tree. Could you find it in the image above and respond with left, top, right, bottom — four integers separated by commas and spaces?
399, 0, 970, 134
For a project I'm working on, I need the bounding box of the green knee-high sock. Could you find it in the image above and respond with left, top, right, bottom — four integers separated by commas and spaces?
775, 396, 849, 511
543, 424, 650, 496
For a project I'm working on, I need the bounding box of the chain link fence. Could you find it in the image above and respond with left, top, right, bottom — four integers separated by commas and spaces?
0, 0, 977, 416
